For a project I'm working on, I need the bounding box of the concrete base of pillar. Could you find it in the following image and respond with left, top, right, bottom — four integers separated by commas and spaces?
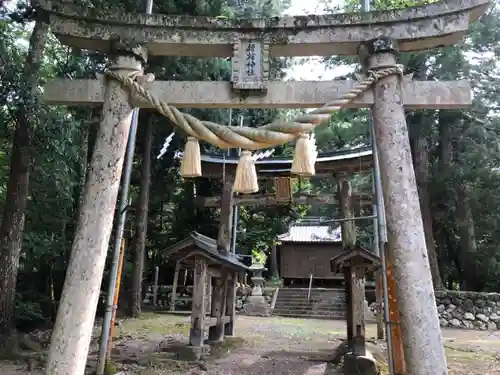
242, 295, 271, 316
343, 351, 378, 375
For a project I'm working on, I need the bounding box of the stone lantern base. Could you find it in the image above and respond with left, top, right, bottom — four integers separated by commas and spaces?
242, 295, 271, 316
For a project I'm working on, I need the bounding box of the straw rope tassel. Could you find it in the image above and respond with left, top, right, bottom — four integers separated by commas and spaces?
234, 150, 259, 194
180, 137, 202, 178
291, 133, 317, 176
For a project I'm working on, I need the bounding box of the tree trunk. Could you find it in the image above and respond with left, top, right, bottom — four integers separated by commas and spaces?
409, 129, 443, 290
0, 19, 49, 349
456, 186, 481, 291
270, 244, 279, 279
407, 55, 443, 290
130, 117, 153, 318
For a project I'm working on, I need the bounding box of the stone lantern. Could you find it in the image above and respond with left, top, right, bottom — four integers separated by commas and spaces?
242, 261, 270, 316
249, 261, 266, 297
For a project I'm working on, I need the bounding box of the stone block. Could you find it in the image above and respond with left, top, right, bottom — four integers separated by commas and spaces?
162, 343, 210, 361
242, 295, 271, 316
343, 351, 378, 375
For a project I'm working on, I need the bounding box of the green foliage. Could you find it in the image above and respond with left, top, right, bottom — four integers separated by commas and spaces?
2, 0, 500, 335
318, 0, 500, 291
14, 296, 48, 332
251, 248, 267, 265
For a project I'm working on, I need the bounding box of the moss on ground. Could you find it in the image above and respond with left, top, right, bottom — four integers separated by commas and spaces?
116, 313, 190, 338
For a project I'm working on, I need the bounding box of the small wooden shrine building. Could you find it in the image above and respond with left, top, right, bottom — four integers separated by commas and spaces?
195, 147, 374, 209
164, 232, 248, 347
277, 219, 345, 287
199, 147, 373, 179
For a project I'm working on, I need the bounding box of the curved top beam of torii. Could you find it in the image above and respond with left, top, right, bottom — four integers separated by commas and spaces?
40, 0, 489, 57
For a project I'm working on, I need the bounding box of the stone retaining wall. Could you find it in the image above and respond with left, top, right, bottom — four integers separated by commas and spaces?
436, 290, 500, 330
145, 285, 500, 330
143, 284, 276, 312
370, 290, 500, 331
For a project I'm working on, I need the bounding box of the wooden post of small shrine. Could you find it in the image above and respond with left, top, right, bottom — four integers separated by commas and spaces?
206, 275, 212, 312
170, 261, 180, 311
337, 175, 364, 349
225, 274, 237, 336
331, 248, 380, 375
189, 257, 207, 347
153, 266, 159, 309
208, 272, 227, 341
351, 265, 367, 355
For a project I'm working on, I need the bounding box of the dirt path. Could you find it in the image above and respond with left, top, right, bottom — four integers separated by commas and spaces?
1, 314, 499, 374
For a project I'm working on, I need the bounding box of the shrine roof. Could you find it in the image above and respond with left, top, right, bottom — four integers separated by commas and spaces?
164, 231, 248, 272
278, 220, 342, 243
199, 146, 373, 178
330, 247, 381, 272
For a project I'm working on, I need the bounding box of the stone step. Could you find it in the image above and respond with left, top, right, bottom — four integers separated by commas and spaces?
276, 296, 346, 303
273, 312, 346, 320
275, 296, 345, 301
274, 306, 345, 313
274, 305, 345, 311
275, 296, 346, 301
280, 288, 345, 293
273, 306, 345, 314
278, 290, 345, 295
276, 298, 346, 306
273, 310, 345, 318
274, 288, 347, 318
274, 300, 345, 306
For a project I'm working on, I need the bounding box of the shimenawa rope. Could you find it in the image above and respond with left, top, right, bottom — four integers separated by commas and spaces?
105, 65, 403, 193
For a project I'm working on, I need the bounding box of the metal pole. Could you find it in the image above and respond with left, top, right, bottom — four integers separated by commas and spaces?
231, 115, 243, 255
360, 0, 392, 371
379, 242, 394, 374
96, 2, 153, 374
371, 183, 380, 257
106, 238, 126, 359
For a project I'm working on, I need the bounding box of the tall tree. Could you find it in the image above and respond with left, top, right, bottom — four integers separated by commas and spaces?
130, 114, 153, 318
0, 5, 50, 349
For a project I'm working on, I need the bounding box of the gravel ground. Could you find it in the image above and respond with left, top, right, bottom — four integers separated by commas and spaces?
1, 314, 500, 375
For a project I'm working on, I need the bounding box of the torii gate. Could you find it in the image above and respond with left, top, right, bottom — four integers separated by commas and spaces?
39, 0, 488, 374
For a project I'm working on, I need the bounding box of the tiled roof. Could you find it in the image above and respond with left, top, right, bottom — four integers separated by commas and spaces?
199, 146, 372, 166
278, 223, 342, 243
164, 232, 248, 271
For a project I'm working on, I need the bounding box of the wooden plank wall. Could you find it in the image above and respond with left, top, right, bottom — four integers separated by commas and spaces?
274, 177, 292, 202
279, 243, 344, 278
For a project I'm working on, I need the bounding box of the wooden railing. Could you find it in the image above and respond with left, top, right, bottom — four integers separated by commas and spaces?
307, 274, 313, 302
